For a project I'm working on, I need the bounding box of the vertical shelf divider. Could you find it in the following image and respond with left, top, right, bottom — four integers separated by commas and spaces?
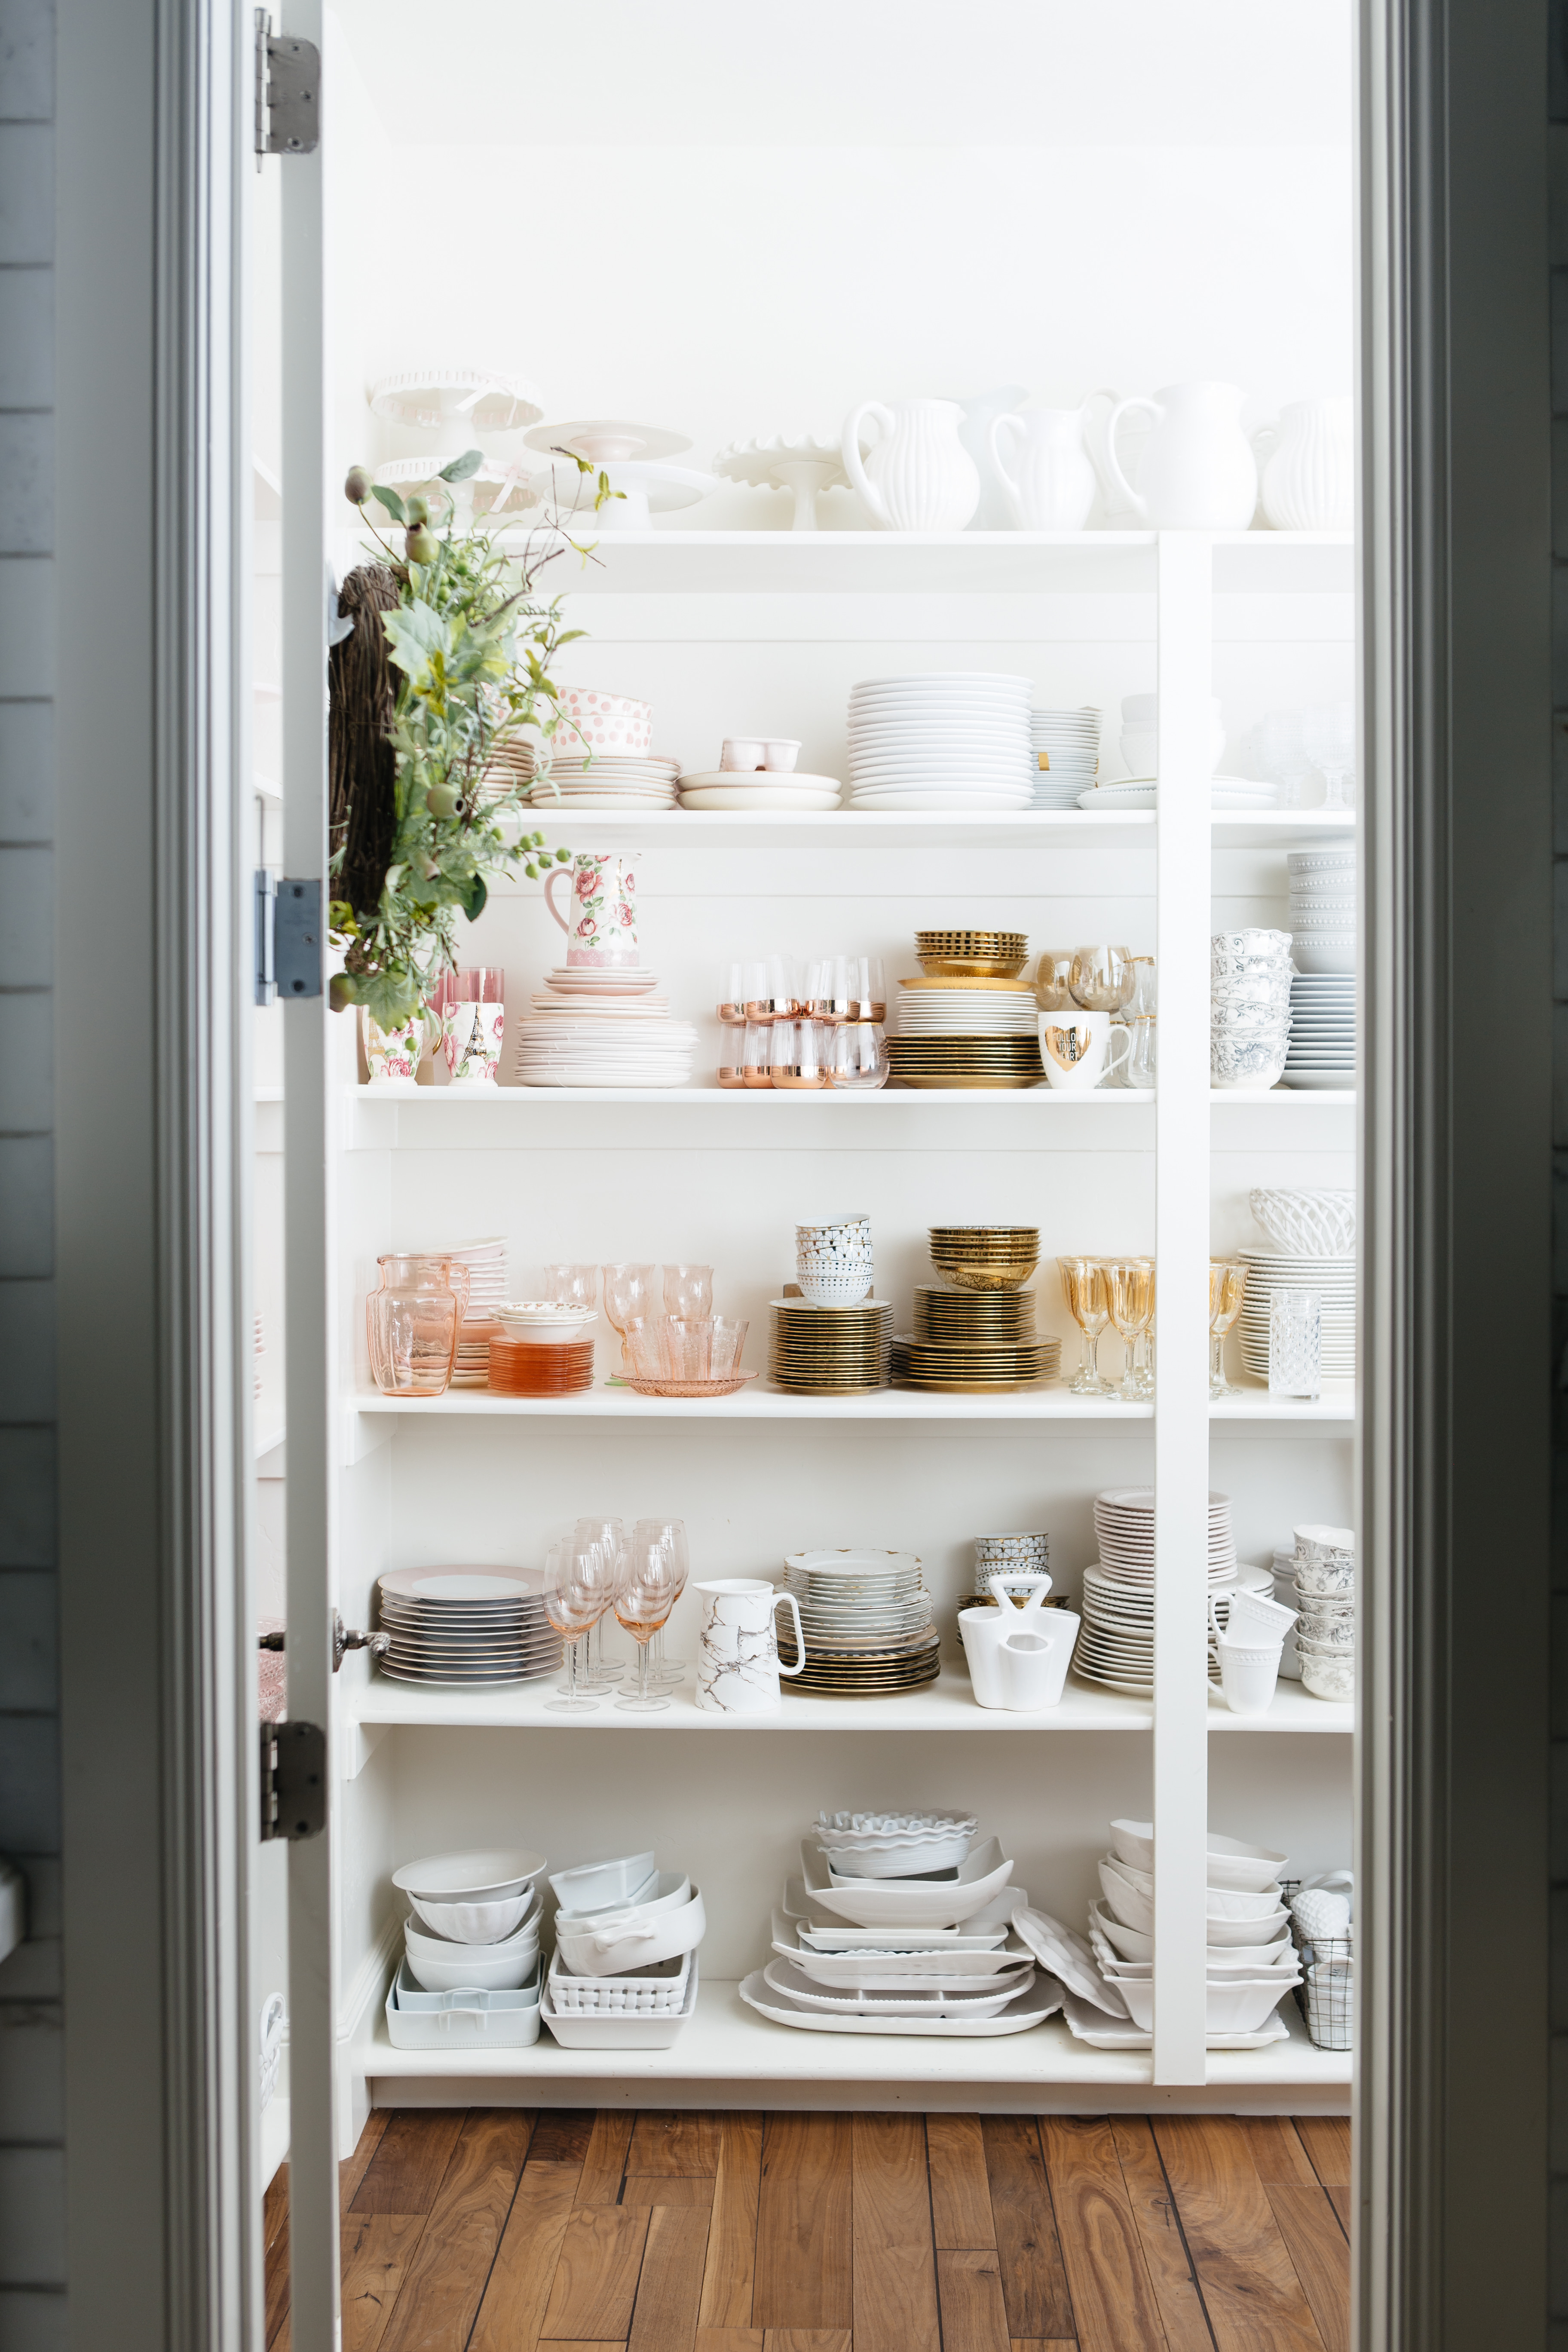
1152, 532, 1214, 2084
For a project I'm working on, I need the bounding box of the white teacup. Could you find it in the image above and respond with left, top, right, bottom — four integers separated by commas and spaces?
1038, 1009, 1133, 1091
1216, 1637, 1281, 1716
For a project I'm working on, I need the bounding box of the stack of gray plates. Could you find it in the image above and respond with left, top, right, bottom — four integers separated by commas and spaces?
1281, 974, 1356, 1089
376, 1563, 561, 1684
1237, 1251, 1356, 1381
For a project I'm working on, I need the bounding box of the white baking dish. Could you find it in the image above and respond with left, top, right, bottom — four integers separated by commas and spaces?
541, 1954, 699, 2049
553, 1883, 706, 1978
384, 1958, 541, 2050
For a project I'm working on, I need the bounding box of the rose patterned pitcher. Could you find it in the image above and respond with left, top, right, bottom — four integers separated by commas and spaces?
840, 398, 981, 531
544, 851, 640, 968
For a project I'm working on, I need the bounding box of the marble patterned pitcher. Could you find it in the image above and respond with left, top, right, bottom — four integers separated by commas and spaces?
695, 1579, 805, 1714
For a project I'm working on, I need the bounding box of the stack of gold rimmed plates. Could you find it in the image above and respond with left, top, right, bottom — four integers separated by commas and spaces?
928, 1226, 1040, 1290
777, 1630, 943, 1694
769, 1299, 892, 1393
886, 1033, 1044, 1089
892, 1334, 1061, 1393
913, 1285, 1038, 1343
914, 931, 1029, 978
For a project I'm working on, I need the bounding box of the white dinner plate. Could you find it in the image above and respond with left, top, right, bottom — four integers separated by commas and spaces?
679, 787, 843, 811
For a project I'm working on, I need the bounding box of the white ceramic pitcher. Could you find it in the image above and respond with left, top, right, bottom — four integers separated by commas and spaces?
1257, 397, 1354, 530
694, 1578, 805, 1714
1100, 381, 1258, 529
987, 402, 1102, 530
840, 398, 981, 532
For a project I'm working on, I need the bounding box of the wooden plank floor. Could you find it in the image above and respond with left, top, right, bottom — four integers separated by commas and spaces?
263, 2108, 1351, 2352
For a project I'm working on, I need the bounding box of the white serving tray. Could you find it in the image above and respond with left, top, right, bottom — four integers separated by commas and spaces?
762, 1956, 1034, 2017
782, 1878, 1022, 1949
540, 1957, 699, 2050
740, 1966, 1063, 2037
1059, 1987, 1292, 2052
385, 1959, 541, 2050
770, 1911, 1032, 1982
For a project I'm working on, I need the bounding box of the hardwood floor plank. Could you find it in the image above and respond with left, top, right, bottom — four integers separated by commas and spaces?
1240, 2122, 1318, 2188
378, 2108, 535, 2352
623, 2175, 716, 2208
340, 2213, 427, 2352
1293, 2121, 1351, 2191
1153, 2118, 1325, 2352
936, 2247, 1013, 2352
629, 2111, 723, 2178
576, 2111, 635, 2205
1009, 2341, 1079, 2351
761, 2335, 852, 2352
629, 2202, 712, 2352
695, 2334, 764, 2352
342, 2111, 395, 2211
698, 2114, 763, 2331
1040, 2114, 1168, 2350
753, 2116, 852, 2333
351, 2111, 466, 2215
852, 2114, 940, 2352
1264, 2190, 1350, 2352
263, 2169, 291, 2347
1109, 2119, 1215, 2352
928, 2115, 997, 2251
1325, 2188, 1351, 2237
530, 2112, 599, 2165
539, 2204, 652, 2340
470, 2161, 584, 2352
264, 2163, 290, 2252
981, 2116, 1075, 2341
536, 2343, 627, 2351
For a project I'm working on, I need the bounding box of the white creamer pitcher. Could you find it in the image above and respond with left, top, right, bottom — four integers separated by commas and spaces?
840, 398, 981, 532
988, 400, 1105, 530
694, 1578, 805, 1714
1257, 397, 1354, 531
1101, 381, 1258, 529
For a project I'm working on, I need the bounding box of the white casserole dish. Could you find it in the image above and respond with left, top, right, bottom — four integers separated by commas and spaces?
547, 1850, 657, 1911
385, 1958, 541, 2049
802, 1837, 1014, 1928
541, 1954, 699, 2049
1110, 1970, 1300, 2036
553, 1883, 706, 1978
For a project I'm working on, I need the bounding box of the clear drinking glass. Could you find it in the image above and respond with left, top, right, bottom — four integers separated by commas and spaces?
829, 1022, 888, 1090
769, 1018, 830, 1089
545, 1540, 608, 1712
1302, 701, 1356, 810
1058, 1255, 1112, 1395
1124, 1015, 1157, 1090
365, 1254, 470, 1396
662, 1318, 713, 1381
1208, 1259, 1248, 1397
718, 961, 747, 1025
1269, 1289, 1322, 1397
1127, 957, 1157, 1017
741, 1021, 775, 1088
603, 1263, 656, 1370
1102, 1256, 1156, 1402
663, 1263, 714, 1318
1068, 945, 1136, 1011
708, 1317, 749, 1378
622, 1316, 666, 1382
573, 1517, 626, 1686
614, 1526, 682, 1711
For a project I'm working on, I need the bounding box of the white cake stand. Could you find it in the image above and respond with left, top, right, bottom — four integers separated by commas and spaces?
373, 454, 539, 523
524, 418, 692, 463
713, 434, 849, 530
527, 457, 718, 529
368, 366, 543, 432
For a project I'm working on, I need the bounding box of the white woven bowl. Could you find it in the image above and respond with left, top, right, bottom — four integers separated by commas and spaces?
1249, 1187, 1357, 1255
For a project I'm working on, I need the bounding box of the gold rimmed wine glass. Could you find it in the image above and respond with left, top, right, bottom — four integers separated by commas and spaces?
1058, 1255, 1112, 1395
1209, 1259, 1248, 1397
1102, 1256, 1156, 1403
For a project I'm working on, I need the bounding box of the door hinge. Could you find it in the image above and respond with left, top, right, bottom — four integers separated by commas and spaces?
275, 878, 323, 1000
255, 11, 320, 163
260, 1719, 327, 1842
254, 868, 277, 1005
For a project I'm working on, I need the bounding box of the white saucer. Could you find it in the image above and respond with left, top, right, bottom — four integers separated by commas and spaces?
680, 787, 842, 811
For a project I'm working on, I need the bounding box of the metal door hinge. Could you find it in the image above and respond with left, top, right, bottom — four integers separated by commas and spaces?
276, 878, 323, 1000
333, 1610, 390, 1674
260, 1719, 327, 1841
255, 11, 320, 164
254, 868, 277, 1004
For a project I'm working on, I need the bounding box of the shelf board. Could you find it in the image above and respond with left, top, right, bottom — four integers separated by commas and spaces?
350, 1664, 1350, 1737
361, 1979, 1350, 2110
355, 1084, 1156, 1108
1212, 1088, 1355, 1106
502, 808, 1354, 853
495, 525, 1353, 598
1211, 1380, 1355, 1422
352, 1384, 1153, 1424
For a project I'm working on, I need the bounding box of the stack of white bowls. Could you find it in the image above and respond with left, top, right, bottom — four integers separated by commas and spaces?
1211, 929, 1293, 1090
1029, 708, 1100, 807
1287, 844, 1356, 974
1291, 1523, 1356, 1702
796, 1213, 873, 1305
1087, 1821, 1301, 2042
394, 1847, 546, 1991
845, 673, 1033, 812
541, 1850, 706, 2049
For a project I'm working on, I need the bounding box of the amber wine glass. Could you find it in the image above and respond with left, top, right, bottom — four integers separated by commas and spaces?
614, 1524, 681, 1712
1058, 1255, 1112, 1396
602, 1262, 656, 1375
572, 1516, 625, 1687
1209, 1259, 1248, 1397
1102, 1256, 1156, 1403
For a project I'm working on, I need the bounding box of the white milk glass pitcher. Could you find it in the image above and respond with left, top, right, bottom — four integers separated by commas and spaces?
840, 398, 981, 531
694, 1578, 806, 1714
1101, 381, 1258, 529
988, 402, 1104, 530
1257, 397, 1354, 530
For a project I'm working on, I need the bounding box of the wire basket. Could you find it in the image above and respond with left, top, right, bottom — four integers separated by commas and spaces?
1281, 1878, 1354, 2050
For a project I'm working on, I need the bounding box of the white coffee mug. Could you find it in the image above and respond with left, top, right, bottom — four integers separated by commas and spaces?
1038, 1009, 1134, 1090
694, 1578, 805, 1715
1216, 1637, 1281, 1716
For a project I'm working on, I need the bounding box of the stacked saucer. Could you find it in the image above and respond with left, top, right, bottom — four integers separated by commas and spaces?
515, 961, 696, 1088
679, 768, 842, 812
769, 1297, 892, 1393
1237, 1251, 1356, 1381
1287, 843, 1356, 975
1282, 974, 1356, 1089
886, 1034, 1043, 1089
846, 674, 1034, 812
528, 752, 681, 811
894, 980, 1037, 1033
778, 1553, 941, 1696
375, 1563, 562, 1685
1076, 1490, 1241, 1696
1030, 709, 1100, 808
889, 971, 1043, 1088
915, 929, 1028, 977
437, 1236, 508, 1386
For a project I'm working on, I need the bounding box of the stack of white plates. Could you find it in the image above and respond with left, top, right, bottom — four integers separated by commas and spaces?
678, 769, 843, 812
1075, 775, 1280, 812
1029, 709, 1100, 808
782, 1549, 936, 1649
894, 982, 1037, 1035
528, 753, 680, 811
846, 674, 1033, 812
1075, 1489, 1243, 1696
513, 1011, 698, 1088
375, 1564, 562, 1684
1288, 844, 1356, 974
1282, 974, 1356, 1088
434, 1236, 507, 1386
1237, 1251, 1356, 1380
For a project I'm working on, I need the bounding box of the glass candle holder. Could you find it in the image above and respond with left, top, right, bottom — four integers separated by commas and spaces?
365, 1254, 469, 1396
1269, 1289, 1321, 1397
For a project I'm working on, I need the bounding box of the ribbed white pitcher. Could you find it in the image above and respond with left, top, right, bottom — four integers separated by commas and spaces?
988, 401, 1103, 530
841, 398, 981, 531
1259, 398, 1354, 530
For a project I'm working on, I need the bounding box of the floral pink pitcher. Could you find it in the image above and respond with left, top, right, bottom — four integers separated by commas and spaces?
545, 851, 640, 968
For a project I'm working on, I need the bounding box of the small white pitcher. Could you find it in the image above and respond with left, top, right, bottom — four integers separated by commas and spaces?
840, 398, 981, 531
1100, 381, 1258, 529
694, 1579, 805, 1715
987, 402, 1103, 530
